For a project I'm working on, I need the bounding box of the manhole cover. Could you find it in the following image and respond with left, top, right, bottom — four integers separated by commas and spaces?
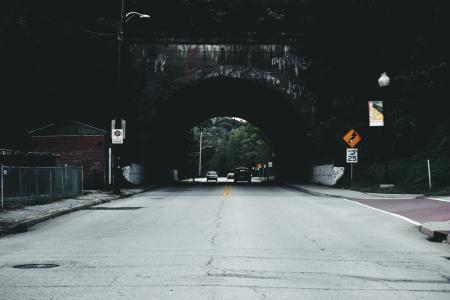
90, 207, 142, 210
13, 263, 60, 269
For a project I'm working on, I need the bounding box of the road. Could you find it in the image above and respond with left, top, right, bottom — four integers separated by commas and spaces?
188, 177, 264, 183
1, 184, 449, 299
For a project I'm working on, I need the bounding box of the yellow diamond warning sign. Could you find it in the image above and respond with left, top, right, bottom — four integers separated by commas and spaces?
342, 129, 362, 148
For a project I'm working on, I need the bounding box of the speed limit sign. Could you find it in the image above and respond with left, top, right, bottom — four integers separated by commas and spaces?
346, 148, 358, 163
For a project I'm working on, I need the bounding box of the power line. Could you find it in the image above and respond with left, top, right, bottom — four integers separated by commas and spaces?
64, 23, 116, 37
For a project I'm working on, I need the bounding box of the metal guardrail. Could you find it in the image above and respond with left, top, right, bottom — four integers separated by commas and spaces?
0, 165, 83, 209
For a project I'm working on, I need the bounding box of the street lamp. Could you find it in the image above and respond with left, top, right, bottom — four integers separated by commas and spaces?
125, 12, 150, 23
198, 131, 213, 178
116, 7, 150, 96
113, 1, 150, 194
378, 72, 390, 88
378, 72, 390, 182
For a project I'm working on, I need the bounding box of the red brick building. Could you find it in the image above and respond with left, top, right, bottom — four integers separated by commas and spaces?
29, 121, 108, 189
0, 149, 57, 166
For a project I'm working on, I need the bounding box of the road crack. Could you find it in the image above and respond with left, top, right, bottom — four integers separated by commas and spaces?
206, 257, 214, 266
251, 287, 268, 299
206, 197, 226, 277
210, 198, 225, 247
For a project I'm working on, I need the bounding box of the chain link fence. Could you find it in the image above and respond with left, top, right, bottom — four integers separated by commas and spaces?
1, 166, 83, 209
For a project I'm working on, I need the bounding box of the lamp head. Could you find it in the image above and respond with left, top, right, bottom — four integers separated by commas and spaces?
378, 72, 390, 87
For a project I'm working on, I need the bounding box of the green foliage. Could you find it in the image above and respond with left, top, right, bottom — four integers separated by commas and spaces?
337, 120, 450, 193
225, 124, 272, 169
185, 118, 272, 176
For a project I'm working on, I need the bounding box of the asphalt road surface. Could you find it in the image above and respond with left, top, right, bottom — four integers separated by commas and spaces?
1, 184, 449, 299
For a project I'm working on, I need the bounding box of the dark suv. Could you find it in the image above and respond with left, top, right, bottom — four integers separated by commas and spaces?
234, 167, 252, 183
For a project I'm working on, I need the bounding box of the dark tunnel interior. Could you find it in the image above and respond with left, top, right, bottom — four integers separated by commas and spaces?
143, 78, 313, 182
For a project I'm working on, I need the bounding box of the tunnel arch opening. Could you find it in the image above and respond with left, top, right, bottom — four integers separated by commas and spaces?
182, 116, 275, 181
141, 78, 314, 183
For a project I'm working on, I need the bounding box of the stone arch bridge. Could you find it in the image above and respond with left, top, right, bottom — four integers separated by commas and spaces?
125, 39, 320, 182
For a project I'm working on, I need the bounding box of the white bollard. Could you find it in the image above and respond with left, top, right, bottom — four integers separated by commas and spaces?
427, 159, 432, 189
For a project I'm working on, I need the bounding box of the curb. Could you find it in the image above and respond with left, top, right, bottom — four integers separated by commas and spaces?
284, 183, 424, 201
0, 185, 159, 236
1, 198, 113, 235
284, 183, 355, 200
420, 222, 450, 243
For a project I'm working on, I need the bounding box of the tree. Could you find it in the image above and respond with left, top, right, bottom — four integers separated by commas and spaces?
224, 124, 272, 170
182, 118, 272, 177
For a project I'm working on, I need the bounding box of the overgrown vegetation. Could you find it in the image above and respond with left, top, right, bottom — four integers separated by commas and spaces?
182, 117, 272, 177
337, 119, 450, 193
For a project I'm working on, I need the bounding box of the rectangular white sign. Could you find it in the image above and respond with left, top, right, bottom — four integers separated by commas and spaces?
346, 148, 358, 163
368, 101, 384, 127
111, 129, 124, 144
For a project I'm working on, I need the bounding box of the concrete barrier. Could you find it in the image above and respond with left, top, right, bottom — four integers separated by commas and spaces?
420, 221, 450, 242
122, 163, 144, 185
311, 164, 345, 186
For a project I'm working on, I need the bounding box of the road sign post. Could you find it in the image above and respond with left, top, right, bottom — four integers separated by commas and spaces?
343, 129, 362, 148
112, 129, 124, 144
351, 163, 353, 182
346, 148, 358, 183
111, 119, 126, 195
346, 148, 358, 163
342, 130, 361, 184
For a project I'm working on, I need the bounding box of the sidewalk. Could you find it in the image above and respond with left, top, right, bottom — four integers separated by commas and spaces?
285, 183, 424, 200
0, 186, 156, 235
286, 183, 450, 243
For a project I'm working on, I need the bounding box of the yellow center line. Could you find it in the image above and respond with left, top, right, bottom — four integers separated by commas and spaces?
222, 185, 232, 197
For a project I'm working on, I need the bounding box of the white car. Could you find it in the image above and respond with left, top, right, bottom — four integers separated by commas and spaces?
227, 173, 234, 179
206, 171, 218, 182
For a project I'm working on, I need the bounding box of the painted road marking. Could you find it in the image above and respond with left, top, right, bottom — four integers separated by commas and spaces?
342, 199, 422, 226
222, 185, 232, 197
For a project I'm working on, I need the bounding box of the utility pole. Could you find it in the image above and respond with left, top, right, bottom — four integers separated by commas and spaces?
112, 0, 126, 195
378, 72, 391, 183
113, 2, 149, 194
112, 119, 125, 195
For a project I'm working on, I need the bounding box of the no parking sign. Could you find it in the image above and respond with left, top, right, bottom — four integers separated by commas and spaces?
111, 129, 124, 144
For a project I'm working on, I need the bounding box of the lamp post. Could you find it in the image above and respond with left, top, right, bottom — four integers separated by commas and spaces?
117, 7, 150, 102
113, 1, 150, 194
378, 72, 390, 182
198, 145, 213, 179
198, 131, 213, 178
